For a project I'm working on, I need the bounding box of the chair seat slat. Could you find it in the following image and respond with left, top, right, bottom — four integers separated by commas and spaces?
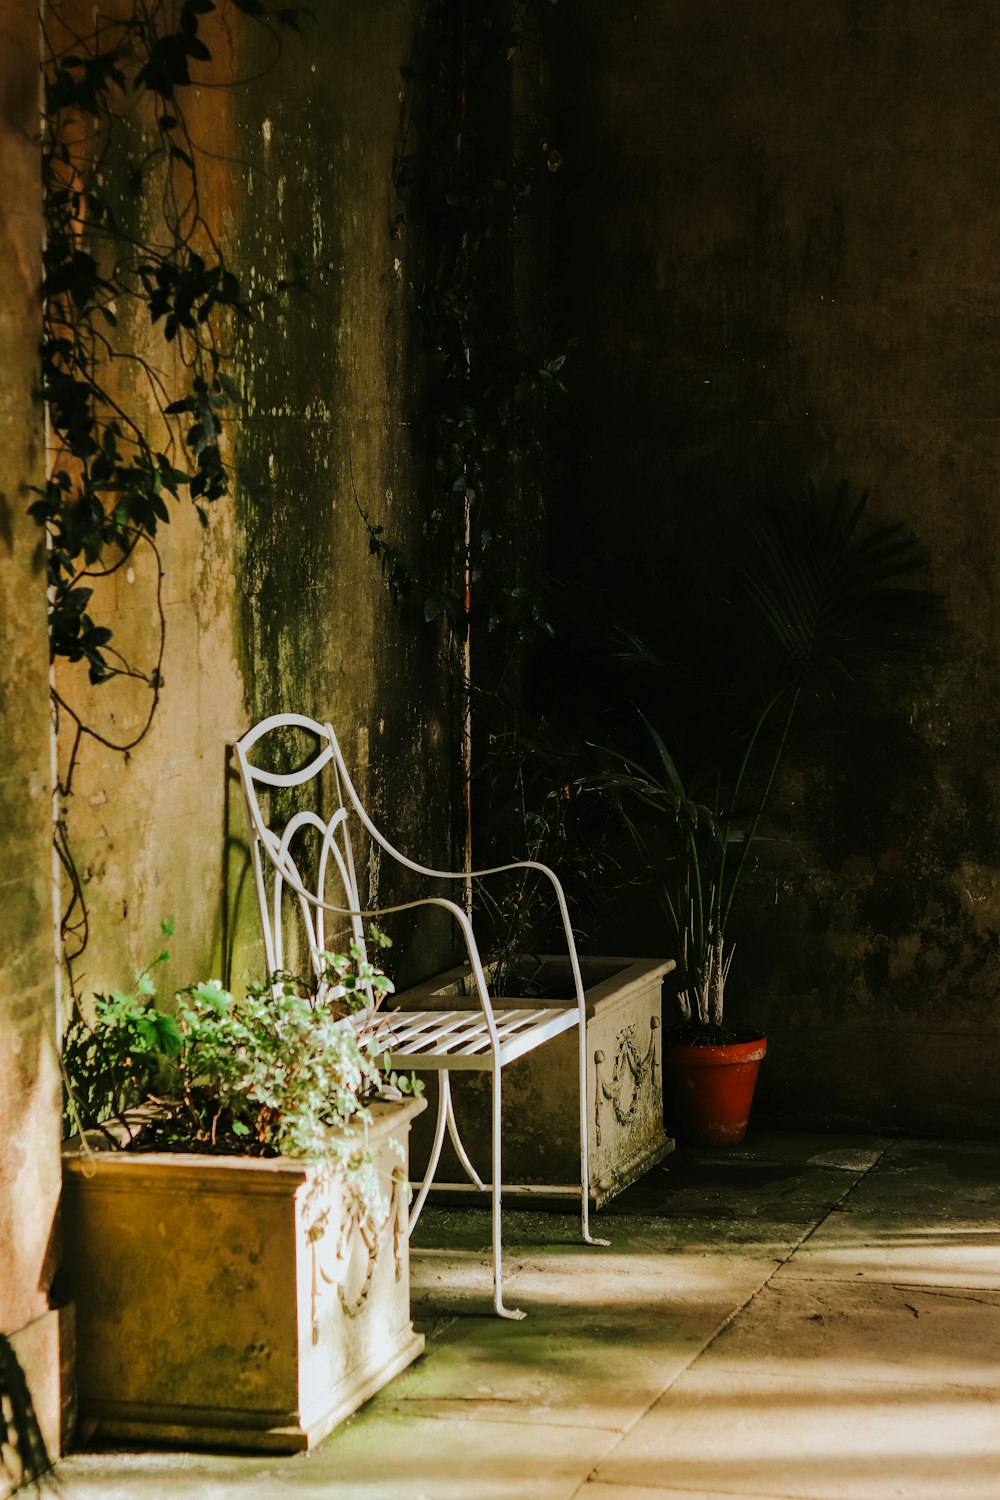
375, 1010, 478, 1047
377, 1014, 485, 1050
450, 1007, 552, 1055
371, 1005, 578, 1063
400, 1018, 490, 1054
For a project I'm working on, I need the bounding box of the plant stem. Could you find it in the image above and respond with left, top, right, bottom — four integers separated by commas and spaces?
721, 686, 801, 931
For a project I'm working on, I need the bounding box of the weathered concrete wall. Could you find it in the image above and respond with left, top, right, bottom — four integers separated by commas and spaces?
56, 1, 460, 1007
229, 0, 460, 984
0, 2, 70, 1484
2, 2, 458, 1476
552, 1, 1000, 1134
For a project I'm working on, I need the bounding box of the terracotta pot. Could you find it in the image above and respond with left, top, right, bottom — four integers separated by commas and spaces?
665, 1032, 767, 1147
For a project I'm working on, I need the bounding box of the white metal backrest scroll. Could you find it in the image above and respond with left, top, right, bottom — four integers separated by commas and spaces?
234, 711, 606, 1320
234, 713, 373, 1011
235, 715, 504, 1038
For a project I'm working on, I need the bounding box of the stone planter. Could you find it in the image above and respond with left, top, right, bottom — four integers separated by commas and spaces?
60, 1097, 425, 1452
395, 956, 674, 1207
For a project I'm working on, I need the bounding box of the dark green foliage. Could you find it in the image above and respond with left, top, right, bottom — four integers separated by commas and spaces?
583, 486, 945, 1030
357, 0, 581, 973
61, 921, 180, 1132
62, 923, 421, 1164
37, 0, 309, 683
362, 0, 570, 644
743, 482, 944, 693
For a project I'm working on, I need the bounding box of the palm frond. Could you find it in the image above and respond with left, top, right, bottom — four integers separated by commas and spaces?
743, 483, 945, 694
578, 483, 943, 1029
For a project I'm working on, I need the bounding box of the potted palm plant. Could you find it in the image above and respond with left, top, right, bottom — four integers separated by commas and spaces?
595, 484, 943, 1145
59, 926, 425, 1451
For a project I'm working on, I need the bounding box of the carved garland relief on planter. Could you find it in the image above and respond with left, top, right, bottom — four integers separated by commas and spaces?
396, 955, 674, 1207
594, 1016, 660, 1148
308, 1165, 407, 1330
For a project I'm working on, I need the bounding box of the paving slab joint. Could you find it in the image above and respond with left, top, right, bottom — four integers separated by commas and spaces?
570, 1139, 896, 1496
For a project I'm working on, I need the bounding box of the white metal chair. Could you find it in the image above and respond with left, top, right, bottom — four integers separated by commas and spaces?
234, 712, 607, 1320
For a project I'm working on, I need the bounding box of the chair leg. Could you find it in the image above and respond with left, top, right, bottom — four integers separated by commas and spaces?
445, 1082, 486, 1191
579, 1013, 609, 1249
408, 1070, 451, 1235
492, 1066, 525, 1321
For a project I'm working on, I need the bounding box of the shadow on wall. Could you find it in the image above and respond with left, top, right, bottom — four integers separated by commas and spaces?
0, 1337, 51, 1495
222, 741, 266, 992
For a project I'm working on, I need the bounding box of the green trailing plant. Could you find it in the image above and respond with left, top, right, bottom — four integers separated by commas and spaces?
470, 749, 585, 997
592, 484, 945, 1039
467, 679, 636, 991
62, 922, 422, 1222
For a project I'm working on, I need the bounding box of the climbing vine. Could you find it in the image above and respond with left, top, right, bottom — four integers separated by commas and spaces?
361, 0, 570, 644
35, 0, 309, 985
360, 0, 607, 960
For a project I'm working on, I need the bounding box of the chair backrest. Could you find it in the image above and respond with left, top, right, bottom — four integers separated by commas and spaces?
234, 713, 375, 1013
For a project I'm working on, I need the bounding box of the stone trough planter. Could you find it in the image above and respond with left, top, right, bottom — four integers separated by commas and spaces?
60, 1097, 425, 1452
395, 955, 674, 1207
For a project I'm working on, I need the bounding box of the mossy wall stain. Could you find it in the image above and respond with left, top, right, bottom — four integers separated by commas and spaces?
45, 3, 460, 1008
229, 1, 461, 988
550, 1, 1000, 1133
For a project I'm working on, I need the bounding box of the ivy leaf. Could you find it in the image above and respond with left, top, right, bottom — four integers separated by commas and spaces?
66, 586, 93, 614
190, 979, 232, 1014
136, 36, 193, 96
150, 1012, 184, 1056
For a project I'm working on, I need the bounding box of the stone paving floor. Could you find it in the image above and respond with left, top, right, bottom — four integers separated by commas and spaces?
48, 1132, 1000, 1499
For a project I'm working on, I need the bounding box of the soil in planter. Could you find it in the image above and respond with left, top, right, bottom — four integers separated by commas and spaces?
666, 1021, 751, 1047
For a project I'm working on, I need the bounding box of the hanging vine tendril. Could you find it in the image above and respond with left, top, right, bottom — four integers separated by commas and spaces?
35, 0, 311, 992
